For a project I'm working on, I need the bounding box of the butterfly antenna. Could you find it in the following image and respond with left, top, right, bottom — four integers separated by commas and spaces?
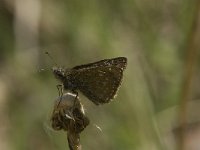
45, 51, 58, 66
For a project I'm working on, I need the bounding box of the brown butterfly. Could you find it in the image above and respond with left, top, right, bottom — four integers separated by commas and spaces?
52, 57, 127, 105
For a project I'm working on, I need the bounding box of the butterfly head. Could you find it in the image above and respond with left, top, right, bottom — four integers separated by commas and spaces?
52, 67, 66, 81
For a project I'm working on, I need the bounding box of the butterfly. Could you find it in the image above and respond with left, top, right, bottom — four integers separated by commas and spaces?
52, 57, 127, 105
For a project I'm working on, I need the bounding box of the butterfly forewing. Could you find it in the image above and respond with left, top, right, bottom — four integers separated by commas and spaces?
72, 63, 126, 105
72, 57, 127, 70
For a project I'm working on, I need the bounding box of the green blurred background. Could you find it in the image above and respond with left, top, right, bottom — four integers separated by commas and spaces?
0, 0, 200, 150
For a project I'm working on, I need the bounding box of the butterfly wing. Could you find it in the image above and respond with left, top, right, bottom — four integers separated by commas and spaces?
71, 57, 127, 105
73, 57, 127, 70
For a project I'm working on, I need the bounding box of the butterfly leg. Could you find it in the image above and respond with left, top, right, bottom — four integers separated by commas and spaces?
56, 84, 64, 108
70, 90, 79, 111
56, 84, 63, 97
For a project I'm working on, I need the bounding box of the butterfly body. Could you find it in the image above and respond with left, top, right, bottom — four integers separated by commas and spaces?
53, 57, 127, 105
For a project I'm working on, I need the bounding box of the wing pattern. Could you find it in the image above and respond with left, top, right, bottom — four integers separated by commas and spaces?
70, 57, 127, 105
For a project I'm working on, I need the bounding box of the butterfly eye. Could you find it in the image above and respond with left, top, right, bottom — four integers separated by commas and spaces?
52, 67, 61, 77
52, 67, 58, 72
